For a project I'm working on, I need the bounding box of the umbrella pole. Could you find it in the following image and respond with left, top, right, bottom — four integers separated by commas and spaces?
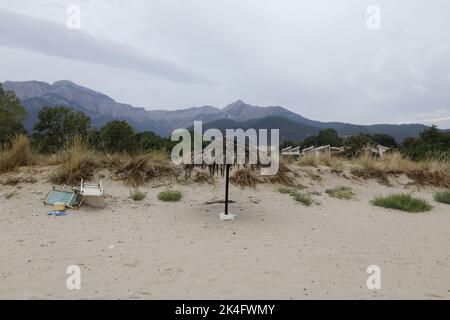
224, 164, 230, 215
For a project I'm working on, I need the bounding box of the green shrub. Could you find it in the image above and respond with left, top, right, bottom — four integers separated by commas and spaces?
278, 187, 295, 194
326, 186, 354, 200
434, 190, 450, 204
99, 120, 136, 154
158, 190, 182, 202
279, 187, 313, 206
372, 193, 432, 213
130, 189, 146, 201
292, 192, 313, 206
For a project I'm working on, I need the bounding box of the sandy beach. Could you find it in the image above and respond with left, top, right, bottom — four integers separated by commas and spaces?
2, 0, 450, 306
1, 164, 449, 300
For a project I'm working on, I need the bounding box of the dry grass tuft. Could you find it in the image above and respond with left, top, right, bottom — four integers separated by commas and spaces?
272, 162, 296, 186
405, 158, 450, 188
351, 152, 450, 188
351, 167, 391, 186
50, 137, 98, 185
318, 156, 333, 167
230, 167, 259, 187
320, 157, 344, 173
351, 153, 392, 185
281, 155, 297, 164
261, 161, 296, 186
192, 171, 215, 184
0, 134, 34, 173
0, 175, 37, 186
299, 155, 345, 172
298, 156, 318, 167
38, 153, 60, 166
99, 153, 129, 169
115, 152, 177, 188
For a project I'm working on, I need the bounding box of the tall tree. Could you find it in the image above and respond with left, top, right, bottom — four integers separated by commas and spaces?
372, 134, 397, 149
344, 133, 374, 155
316, 128, 343, 147
300, 128, 343, 149
99, 120, 136, 154
402, 126, 450, 160
33, 106, 91, 153
135, 131, 172, 151
0, 83, 27, 144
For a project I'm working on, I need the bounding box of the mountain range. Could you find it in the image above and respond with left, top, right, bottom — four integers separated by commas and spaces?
2, 80, 428, 142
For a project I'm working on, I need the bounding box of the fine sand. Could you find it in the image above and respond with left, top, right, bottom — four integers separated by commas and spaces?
0, 164, 449, 299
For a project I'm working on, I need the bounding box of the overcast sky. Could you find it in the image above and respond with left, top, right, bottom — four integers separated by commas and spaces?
0, 0, 449, 128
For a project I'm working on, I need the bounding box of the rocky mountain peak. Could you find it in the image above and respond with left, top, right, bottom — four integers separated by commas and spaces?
223, 99, 248, 111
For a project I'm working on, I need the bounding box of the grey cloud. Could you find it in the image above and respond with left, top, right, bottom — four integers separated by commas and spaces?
0, 8, 208, 84
0, 1, 449, 128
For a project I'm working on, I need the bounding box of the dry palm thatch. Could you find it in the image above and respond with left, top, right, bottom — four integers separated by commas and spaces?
230, 167, 260, 187
183, 138, 264, 178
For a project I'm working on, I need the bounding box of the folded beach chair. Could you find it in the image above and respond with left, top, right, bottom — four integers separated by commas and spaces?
44, 186, 83, 209
80, 179, 105, 208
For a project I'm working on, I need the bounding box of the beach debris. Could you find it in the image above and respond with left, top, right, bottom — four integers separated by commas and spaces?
53, 202, 66, 211
47, 210, 66, 216
80, 179, 105, 208
44, 186, 82, 209
151, 183, 170, 188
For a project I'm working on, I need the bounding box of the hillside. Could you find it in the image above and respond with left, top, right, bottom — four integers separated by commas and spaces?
196, 116, 321, 142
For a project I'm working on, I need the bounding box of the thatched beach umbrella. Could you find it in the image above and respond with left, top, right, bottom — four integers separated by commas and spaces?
184, 138, 262, 220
